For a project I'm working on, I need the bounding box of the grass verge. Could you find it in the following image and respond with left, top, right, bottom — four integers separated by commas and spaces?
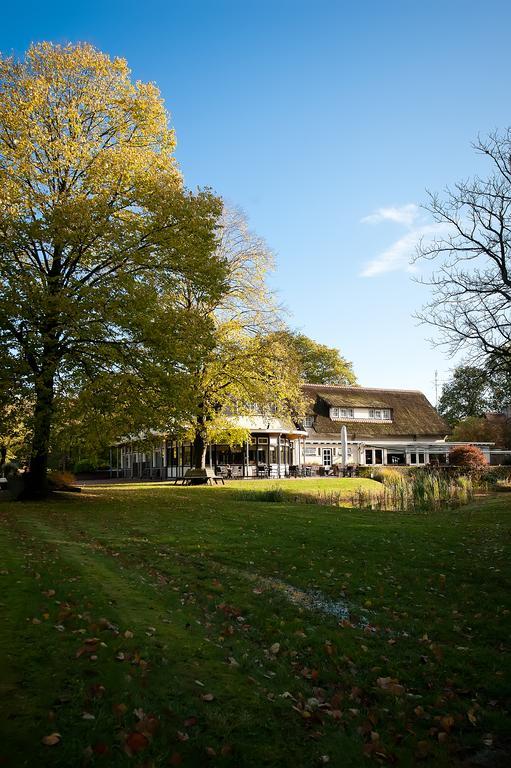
0, 482, 509, 766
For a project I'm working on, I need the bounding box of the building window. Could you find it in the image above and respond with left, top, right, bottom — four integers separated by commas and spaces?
330, 407, 354, 420
305, 446, 318, 457
369, 408, 391, 420
387, 451, 406, 465
303, 415, 314, 427
365, 448, 383, 465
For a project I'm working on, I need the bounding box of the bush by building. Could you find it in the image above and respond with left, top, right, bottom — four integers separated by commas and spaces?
449, 444, 488, 469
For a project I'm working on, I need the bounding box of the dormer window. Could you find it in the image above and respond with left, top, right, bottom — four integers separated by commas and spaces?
328, 405, 393, 421
369, 408, 391, 420
303, 415, 314, 427
330, 407, 354, 420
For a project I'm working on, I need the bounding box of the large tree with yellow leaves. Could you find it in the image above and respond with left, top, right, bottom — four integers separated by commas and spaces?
0, 43, 224, 496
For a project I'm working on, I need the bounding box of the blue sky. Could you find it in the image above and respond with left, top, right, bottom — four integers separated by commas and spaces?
2, 0, 510, 401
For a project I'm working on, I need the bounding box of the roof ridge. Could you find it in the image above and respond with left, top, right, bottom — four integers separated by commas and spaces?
302, 383, 425, 394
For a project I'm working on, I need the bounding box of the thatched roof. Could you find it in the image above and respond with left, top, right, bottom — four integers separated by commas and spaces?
302, 384, 448, 440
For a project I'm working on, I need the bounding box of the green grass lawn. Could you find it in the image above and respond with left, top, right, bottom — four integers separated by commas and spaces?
224, 477, 380, 493
0, 482, 509, 767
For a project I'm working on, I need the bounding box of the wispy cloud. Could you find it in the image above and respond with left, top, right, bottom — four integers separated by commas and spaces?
361, 223, 443, 277
360, 203, 446, 277
361, 203, 419, 228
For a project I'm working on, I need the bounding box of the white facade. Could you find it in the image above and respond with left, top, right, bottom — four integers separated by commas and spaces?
111, 385, 497, 478
295, 438, 493, 469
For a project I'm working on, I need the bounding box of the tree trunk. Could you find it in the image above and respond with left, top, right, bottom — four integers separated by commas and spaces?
24, 363, 56, 499
192, 429, 207, 470
192, 415, 208, 469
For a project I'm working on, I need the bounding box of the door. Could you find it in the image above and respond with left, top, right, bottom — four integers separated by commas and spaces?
322, 448, 332, 467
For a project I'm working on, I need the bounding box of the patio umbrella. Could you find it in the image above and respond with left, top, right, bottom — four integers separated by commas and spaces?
341, 425, 348, 468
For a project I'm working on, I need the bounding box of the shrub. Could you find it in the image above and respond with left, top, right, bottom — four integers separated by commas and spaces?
357, 467, 375, 479
48, 470, 77, 489
480, 466, 511, 486
2, 461, 19, 478
73, 459, 97, 473
372, 467, 405, 486
449, 445, 487, 469
234, 486, 285, 503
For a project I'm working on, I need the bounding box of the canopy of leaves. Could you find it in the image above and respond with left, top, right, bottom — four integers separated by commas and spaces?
0, 42, 225, 488
169, 209, 304, 463
438, 367, 490, 426
274, 331, 356, 386
438, 364, 511, 427
451, 416, 511, 450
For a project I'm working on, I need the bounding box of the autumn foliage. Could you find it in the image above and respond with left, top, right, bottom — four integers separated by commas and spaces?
448, 444, 488, 469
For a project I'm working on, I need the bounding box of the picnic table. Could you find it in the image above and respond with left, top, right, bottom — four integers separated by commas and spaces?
173, 468, 225, 486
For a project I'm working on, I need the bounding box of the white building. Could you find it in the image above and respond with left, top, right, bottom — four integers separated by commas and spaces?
112, 384, 494, 479
299, 384, 492, 469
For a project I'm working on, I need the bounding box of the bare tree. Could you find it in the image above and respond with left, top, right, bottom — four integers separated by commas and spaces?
416, 130, 511, 376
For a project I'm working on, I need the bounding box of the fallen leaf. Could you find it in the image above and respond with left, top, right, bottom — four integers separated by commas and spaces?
113, 703, 128, 717
441, 715, 454, 733
42, 733, 61, 746
270, 643, 280, 655
184, 717, 198, 728
137, 715, 160, 736
415, 740, 431, 759
88, 683, 106, 699
92, 742, 109, 755
201, 693, 215, 702
376, 677, 405, 695
124, 732, 149, 756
